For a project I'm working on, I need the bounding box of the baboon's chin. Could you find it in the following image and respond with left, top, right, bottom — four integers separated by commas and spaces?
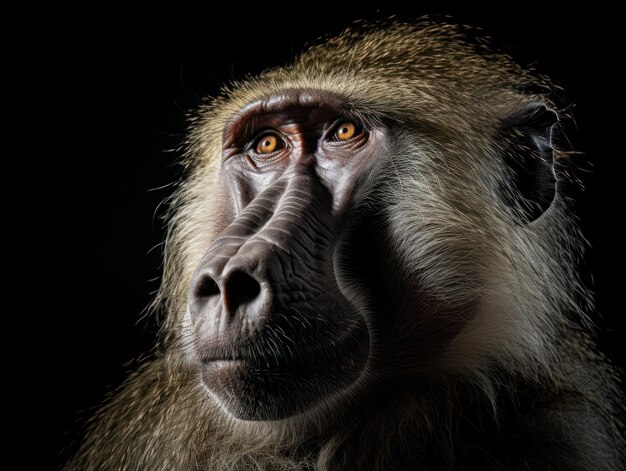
201, 328, 370, 421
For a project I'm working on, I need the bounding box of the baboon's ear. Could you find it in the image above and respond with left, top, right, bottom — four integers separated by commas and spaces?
503, 104, 559, 223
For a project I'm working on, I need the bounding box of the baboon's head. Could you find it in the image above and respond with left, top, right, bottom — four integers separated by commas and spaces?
163, 23, 570, 424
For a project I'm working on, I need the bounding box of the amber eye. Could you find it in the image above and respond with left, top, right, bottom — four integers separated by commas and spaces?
255, 133, 283, 154
334, 122, 357, 141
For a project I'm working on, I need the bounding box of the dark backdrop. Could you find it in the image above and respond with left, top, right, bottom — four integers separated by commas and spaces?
38, 5, 623, 469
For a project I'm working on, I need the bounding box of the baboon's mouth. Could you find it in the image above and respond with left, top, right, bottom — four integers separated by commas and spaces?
200, 318, 369, 421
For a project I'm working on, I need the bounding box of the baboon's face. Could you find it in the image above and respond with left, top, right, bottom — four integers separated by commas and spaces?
183, 83, 557, 421
186, 90, 390, 420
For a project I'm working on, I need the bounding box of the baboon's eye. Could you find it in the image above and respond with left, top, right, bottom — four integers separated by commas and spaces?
254, 133, 285, 155
333, 122, 358, 141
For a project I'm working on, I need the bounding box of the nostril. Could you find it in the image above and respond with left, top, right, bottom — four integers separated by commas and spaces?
194, 275, 221, 299
225, 270, 261, 312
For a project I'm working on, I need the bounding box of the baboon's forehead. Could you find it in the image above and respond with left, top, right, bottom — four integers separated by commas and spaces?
190, 23, 548, 165
218, 24, 543, 122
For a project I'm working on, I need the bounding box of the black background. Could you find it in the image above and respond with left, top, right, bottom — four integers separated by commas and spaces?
33, 4, 623, 469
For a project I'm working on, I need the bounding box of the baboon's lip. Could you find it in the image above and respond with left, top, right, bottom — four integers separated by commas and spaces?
201, 319, 369, 370
200, 320, 370, 420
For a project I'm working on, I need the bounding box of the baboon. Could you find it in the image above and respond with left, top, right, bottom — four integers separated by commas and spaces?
66, 22, 625, 470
